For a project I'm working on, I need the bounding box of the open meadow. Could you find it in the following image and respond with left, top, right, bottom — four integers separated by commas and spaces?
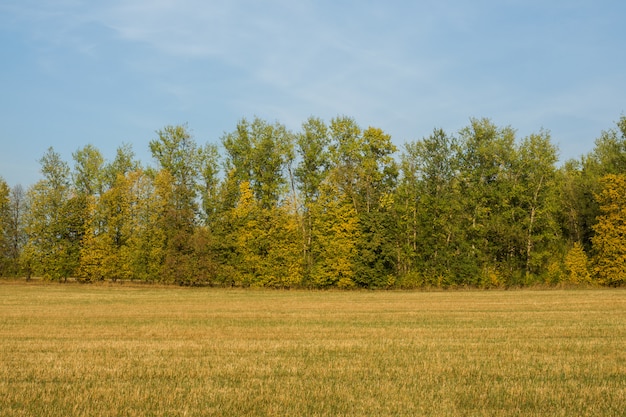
0, 282, 624, 416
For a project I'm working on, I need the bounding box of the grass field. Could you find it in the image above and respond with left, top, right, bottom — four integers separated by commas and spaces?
0, 282, 624, 416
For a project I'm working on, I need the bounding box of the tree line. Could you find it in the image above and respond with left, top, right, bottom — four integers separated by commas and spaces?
1, 116, 625, 288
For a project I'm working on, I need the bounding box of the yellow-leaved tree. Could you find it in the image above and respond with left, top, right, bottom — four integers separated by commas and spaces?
231, 182, 303, 288
0, 178, 10, 276
592, 174, 626, 286
78, 196, 106, 281
310, 181, 360, 288
563, 242, 591, 284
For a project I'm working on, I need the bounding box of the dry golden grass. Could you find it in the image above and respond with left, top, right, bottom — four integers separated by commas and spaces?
0, 282, 624, 416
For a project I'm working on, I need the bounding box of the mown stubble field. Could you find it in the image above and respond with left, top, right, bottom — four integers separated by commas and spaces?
0, 282, 624, 416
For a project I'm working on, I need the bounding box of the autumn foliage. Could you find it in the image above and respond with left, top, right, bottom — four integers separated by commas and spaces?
1, 116, 626, 287
592, 174, 626, 286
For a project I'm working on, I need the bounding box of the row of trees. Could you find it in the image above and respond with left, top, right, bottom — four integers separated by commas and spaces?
1, 116, 625, 288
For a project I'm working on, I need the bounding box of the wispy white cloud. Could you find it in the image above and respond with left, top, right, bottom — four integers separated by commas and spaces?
1, 0, 625, 189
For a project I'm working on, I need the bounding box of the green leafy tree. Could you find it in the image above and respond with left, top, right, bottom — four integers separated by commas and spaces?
72, 144, 104, 196
149, 125, 204, 283
456, 119, 518, 285
24, 148, 80, 280
150, 124, 201, 222
562, 116, 626, 252
295, 117, 331, 275
396, 128, 464, 285
295, 117, 331, 208
102, 144, 140, 190
557, 160, 587, 245
71, 145, 105, 280
58, 193, 89, 280
516, 131, 561, 279
324, 117, 399, 287
352, 127, 398, 287
453, 121, 561, 285
199, 143, 221, 227
218, 118, 298, 287
222, 117, 294, 209
328, 116, 364, 212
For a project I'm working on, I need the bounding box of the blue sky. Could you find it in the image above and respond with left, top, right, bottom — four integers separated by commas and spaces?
1, 0, 625, 187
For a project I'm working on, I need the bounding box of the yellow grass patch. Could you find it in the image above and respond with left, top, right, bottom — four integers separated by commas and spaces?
0, 283, 624, 416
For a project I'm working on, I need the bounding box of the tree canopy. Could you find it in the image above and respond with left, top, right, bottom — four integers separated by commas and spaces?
2, 115, 626, 288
